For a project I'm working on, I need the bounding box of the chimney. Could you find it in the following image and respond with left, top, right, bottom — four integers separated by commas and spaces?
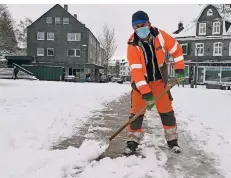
74, 14, 77, 19
64, 4, 68, 11
178, 22, 183, 29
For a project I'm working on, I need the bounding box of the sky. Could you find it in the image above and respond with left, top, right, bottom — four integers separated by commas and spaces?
7, 4, 203, 59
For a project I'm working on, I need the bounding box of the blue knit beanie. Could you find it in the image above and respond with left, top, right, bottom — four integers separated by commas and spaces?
132, 10, 149, 26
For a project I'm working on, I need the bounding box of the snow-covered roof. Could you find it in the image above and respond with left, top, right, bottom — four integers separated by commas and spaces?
172, 19, 197, 38
109, 57, 127, 66
172, 4, 231, 39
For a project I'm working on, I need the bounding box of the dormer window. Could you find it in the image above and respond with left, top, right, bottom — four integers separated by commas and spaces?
213, 21, 220, 34
199, 23, 206, 35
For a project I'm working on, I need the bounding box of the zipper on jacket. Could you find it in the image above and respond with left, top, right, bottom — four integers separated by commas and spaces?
148, 43, 156, 81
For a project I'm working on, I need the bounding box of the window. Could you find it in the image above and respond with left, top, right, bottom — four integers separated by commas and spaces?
63, 18, 69, 24
199, 23, 206, 35
37, 32, 45, 40
213, 22, 220, 34
67, 33, 75, 41
47, 48, 54, 56
207, 9, 213, 16
46, 17, 52, 24
180, 43, 188, 55
55, 17, 61, 24
76, 33, 81, 41
67, 49, 75, 57
67, 33, 81, 41
67, 49, 80, 57
213, 42, 222, 56
195, 43, 204, 56
37, 48, 44, 56
76, 49, 80, 57
69, 68, 73, 75
229, 42, 231, 56
47, 32, 54, 40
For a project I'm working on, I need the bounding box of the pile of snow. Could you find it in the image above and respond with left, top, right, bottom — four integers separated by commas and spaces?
77, 133, 168, 178
1, 140, 108, 178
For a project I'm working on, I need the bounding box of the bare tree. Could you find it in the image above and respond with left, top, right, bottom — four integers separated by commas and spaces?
0, 4, 6, 14
0, 4, 17, 54
15, 17, 33, 49
0, 4, 7, 51
214, 4, 231, 17
98, 24, 117, 80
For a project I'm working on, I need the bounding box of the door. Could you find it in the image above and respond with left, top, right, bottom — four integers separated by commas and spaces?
197, 67, 205, 84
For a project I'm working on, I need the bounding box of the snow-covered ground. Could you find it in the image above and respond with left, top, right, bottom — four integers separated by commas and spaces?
0, 79, 131, 178
171, 85, 231, 177
0, 79, 230, 177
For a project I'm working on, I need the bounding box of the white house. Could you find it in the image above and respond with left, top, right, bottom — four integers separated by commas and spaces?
120, 59, 130, 77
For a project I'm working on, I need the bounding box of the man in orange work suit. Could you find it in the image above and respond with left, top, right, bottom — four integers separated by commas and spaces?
124, 10, 185, 155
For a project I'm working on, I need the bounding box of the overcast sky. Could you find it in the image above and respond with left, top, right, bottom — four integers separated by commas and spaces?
7, 4, 202, 58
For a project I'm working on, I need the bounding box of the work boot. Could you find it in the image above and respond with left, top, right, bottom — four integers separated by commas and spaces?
167, 139, 181, 153
123, 141, 138, 155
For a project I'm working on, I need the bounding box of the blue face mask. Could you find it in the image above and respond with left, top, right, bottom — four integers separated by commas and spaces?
136, 26, 150, 39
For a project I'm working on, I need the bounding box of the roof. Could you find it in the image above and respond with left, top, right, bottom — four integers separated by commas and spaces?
28, 4, 86, 29
172, 4, 231, 39
172, 19, 197, 38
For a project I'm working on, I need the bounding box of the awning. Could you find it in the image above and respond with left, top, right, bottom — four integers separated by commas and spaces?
5, 56, 34, 61
86, 63, 105, 69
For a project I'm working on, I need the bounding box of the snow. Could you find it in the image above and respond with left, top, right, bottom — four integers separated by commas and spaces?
1, 140, 108, 178
77, 152, 167, 178
0, 79, 131, 178
172, 20, 197, 38
1, 79, 231, 177
0, 58, 7, 62
77, 133, 168, 178
171, 85, 231, 177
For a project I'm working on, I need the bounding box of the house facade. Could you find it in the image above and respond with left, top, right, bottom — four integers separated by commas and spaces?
108, 58, 121, 78
120, 59, 130, 81
27, 4, 106, 82
171, 4, 231, 85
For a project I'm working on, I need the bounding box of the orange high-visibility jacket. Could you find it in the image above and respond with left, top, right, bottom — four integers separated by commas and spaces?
127, 27, 185, 97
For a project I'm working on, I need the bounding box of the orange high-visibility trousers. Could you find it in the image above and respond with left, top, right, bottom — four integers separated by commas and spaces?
127, 80, 177, 143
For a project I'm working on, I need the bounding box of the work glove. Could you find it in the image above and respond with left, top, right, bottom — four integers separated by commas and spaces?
175, 70, 185, 83
144, 94, 155, 111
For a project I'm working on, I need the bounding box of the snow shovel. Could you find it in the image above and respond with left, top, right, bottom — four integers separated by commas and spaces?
109, 78, 179, 141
